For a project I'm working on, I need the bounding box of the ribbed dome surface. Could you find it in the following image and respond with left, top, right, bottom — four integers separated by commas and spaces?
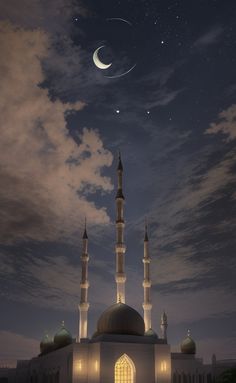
40, 334, 54, 354
54, 322, 72, 349
97, 303, 145, 336
181, 332, 196, 354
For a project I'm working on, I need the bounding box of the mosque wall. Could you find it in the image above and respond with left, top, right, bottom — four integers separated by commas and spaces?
171, 354, 212, 383
155, 344, 171, 383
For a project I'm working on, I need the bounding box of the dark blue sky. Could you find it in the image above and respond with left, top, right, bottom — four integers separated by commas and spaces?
0, 0, 236, 366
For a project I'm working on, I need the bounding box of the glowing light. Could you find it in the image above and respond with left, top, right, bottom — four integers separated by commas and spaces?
161, 361, 167, 372
116, 110, 120, 114
115, 354, 135, 383
75, 359, 82, 373
95, 360, 99, 372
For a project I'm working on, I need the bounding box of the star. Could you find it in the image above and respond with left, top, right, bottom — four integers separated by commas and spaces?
147, 110, 150, 115
161, 40, 165, 45
74, 18, 79, 21
116, 110, 120, 114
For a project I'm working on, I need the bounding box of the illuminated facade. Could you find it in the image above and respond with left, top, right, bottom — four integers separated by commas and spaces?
7, 154, 234, 383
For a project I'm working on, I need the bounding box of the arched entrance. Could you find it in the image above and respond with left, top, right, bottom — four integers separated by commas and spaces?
114, 354, 136, 383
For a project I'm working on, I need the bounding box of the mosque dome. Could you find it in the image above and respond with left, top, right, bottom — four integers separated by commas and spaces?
97, 303, 145, 336
40, 334, 54, 354
181, 331, 196, 355
145, 328, 158, 339
54, 321, 73, 349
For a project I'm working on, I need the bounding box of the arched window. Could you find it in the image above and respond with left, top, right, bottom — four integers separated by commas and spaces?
114, 354, 136, 383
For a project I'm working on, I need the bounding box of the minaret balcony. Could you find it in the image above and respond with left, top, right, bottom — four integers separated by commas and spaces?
115, 273, 127, 283
79, 302, 90, 310
142, 302, 153, 310
115, 243, 126, 253
142, 280, 152, 288
116, 219, 125, 225
81, 254, 89, 261
142, 258, 150, 264
80, 281, 90, 289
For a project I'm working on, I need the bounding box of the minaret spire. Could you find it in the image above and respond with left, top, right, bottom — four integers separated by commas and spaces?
161, 311, 168, 341
78, 219, 90, 341
115, 152, 126, 303
142, 221, 152, 331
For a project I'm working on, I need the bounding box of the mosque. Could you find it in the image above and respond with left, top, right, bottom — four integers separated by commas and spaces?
1, 155, 235, 383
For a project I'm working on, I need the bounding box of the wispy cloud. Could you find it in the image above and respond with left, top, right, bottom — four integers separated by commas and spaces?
193, 26, 223, 49
0, 249, 114, 312
205, 104, 236, 142
120, 104, 236, 307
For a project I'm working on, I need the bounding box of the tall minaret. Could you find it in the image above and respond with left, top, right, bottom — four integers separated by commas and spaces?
78, 220, 90, 341
142, 223, 152, 331
161, 311, 168, 341
115, 152, 126, 303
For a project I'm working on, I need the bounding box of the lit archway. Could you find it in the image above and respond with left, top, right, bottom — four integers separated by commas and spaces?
114, 354, 136, 383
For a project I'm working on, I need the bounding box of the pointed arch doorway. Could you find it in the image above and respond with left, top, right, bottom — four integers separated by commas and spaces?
114, 354, 136, 383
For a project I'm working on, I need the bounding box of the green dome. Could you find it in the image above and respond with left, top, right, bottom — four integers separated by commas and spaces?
145, 328, 158, 339
97, 303, 145, 336
181, 331, 196, 355
54, 321, 72, 349
40, 334, 54, 354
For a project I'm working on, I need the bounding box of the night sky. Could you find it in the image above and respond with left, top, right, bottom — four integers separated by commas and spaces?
0, 0, 236, 367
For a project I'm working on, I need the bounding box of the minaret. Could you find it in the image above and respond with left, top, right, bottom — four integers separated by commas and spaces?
161, 311, 168, 341
142, 223, 152, 331
115, 152, 126, 303
78, 220, 90, 341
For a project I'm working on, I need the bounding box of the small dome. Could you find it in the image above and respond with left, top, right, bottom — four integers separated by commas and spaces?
145, 328, 158, 339
54, 321, 72, 349
181, 331, 196, 355
40, 334, 54, 354
97, 303, 145, 336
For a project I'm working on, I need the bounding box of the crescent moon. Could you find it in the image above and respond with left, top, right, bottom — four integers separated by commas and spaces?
93, 46, 112, 70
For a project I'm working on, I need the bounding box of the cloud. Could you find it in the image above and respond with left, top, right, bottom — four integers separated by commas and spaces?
152, 247, 208, 286
1, 246, 235, 338
0, 249, 114, 313
120, 104, 236, 311
193, 26, 223, 49
144, 88, 184, 109
0, 331, 38, 367
205, 104, 236, 142
0, 21, 113, 244
154, 288, 236, 327
0, 0, 86, 32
